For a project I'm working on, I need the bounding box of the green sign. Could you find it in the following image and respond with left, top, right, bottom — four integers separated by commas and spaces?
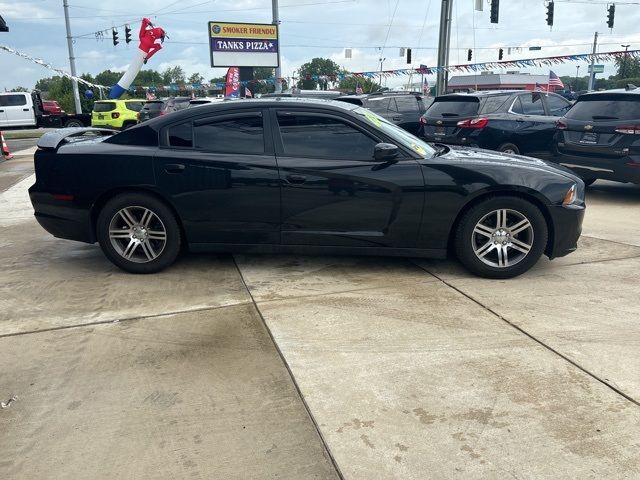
589, 64, 605, 73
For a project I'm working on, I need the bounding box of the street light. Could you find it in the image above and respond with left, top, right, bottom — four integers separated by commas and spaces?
379, 56, 386, 89
622, 44, 631, 78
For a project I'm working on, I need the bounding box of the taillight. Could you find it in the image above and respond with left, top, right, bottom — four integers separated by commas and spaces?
556, 120, 567, 130
419, 116, 427, 125
615, 125, 640, 135
159, 111, 166, 116
457, 117, 489, 129
111, 112, 120, 119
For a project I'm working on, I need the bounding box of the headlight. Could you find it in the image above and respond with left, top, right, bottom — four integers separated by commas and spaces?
562, 184, 577, 206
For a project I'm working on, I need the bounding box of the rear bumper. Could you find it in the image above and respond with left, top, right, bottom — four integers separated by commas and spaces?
547, 203, 585, 259
29, 188, 95, 243
553, 150, 640, 184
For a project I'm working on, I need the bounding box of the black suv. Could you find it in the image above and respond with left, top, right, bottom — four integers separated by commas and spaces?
554, 86, 640, 185
419, 90, 571, 158
138, 97, 191, 123
337, 92, 430, 135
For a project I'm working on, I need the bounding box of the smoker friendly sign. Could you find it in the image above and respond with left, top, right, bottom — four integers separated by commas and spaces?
209, 21, 279, 67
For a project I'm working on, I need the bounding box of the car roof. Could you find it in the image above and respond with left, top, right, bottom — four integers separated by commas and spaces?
578, 86, 640, 97
340, 91, 423, 100
144, 98, 359, 128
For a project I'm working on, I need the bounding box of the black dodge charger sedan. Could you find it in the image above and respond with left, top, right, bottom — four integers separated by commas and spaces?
30, 98, 585, 279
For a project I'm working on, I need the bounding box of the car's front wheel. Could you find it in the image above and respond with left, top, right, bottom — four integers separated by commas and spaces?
497, 143, 520, 155
454, 196, 548, 279
97, 193, 181, 273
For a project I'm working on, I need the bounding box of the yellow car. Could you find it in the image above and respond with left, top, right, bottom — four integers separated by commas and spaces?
91, 99, 145, 130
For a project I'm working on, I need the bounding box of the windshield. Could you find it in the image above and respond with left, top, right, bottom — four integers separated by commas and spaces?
354, 107, 436, 158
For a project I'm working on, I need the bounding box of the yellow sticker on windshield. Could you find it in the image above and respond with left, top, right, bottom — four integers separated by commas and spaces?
363, 110, 382, 127
410, 142, 427, 156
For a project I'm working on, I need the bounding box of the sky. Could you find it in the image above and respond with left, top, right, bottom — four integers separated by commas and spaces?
1, 0, 640, 91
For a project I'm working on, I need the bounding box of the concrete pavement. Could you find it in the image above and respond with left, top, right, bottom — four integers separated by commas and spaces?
1, 150, 639, 480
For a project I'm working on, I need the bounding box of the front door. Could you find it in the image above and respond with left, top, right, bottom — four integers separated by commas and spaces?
272, 109, 424, 248
154, 110, 281, 245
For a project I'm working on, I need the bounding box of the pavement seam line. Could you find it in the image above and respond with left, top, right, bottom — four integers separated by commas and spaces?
0, 301, 252, 339
232, 255, 346, 480
581, 234, 640, 250
411, 261, 640, 408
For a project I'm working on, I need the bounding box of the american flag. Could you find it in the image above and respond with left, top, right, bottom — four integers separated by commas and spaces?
355, 82, 363, 94
548, 70, 564, 89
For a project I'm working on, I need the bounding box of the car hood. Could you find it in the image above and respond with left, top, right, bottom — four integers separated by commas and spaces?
438, 144, 581, 182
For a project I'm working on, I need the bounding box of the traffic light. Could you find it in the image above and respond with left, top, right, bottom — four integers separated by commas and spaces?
490, 0, 499, 23
112, 28, 119, 46
467, 49, 473, 62
406, 48, 412, 64
125, 25, 132, 44
607, 4, 615, 29
546, 1, 554, 27
498, 48, 504, 60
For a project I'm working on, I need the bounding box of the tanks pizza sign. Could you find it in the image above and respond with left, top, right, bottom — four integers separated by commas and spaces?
209, 22, 279, 67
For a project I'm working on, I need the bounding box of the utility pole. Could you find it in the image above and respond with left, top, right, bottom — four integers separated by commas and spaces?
63, 0, 82, 114
436, 0, 453, 96
587, 31, 598, 91
575, 65, 580, 92
272, 0, 282, 93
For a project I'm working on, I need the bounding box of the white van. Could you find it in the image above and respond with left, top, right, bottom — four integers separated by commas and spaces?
0, 92, 37, 128
0, 91, 90, 129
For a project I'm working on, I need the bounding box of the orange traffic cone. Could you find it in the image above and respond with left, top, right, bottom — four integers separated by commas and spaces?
1, 131, 12, 160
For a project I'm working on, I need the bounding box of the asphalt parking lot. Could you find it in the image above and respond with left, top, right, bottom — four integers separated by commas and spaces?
1, 146, 639, 479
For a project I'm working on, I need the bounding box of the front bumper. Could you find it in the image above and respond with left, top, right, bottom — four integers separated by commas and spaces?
547, 203, 585, 259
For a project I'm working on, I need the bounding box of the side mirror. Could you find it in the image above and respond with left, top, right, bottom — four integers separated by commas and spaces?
373, 143, 399, 162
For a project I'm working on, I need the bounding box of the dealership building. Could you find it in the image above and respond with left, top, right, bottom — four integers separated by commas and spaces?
447, 72, 560, 93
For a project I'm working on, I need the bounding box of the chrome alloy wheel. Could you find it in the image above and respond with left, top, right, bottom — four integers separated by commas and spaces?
108, 206, 167, 263
471, 208, 534, 268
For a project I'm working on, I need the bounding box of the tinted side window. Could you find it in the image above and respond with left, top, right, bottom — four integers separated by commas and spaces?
0, 94, 28, 107
194, 116, 264, 154
546, 94, 571, 116
478, 95, 511, 114
277, 114, 377, 160
395, 96, 419, 113
518, 94, 545, 115
168, 122, 193, 148
365, 97, 391, 114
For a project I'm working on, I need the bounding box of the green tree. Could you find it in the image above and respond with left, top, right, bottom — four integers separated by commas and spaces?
187, 72, 204, 84
9, 86, 29, 92
615, 55, 640, 79
297, 58, 341, 90
94, 70, 123, 87
162, 66, 186, 84
134, 69, 163, 85
338, 75, 380, 94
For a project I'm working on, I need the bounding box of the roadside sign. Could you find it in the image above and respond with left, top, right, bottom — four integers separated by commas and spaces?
588, 64, 605, 73
209, 21, 279, 67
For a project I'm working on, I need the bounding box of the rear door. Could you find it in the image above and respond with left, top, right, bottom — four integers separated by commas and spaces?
558, 93, 640, 171
272, 109, 424, 248
421, 96, 479, 143
154, 109, 281, 245
508, 92, 557, 158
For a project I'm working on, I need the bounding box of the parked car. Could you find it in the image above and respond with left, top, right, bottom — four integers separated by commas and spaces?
137, 100, 166, 123
337, 91, 430, 135
554, 86, 640, 185
30, 98, 584, 279
42, 100, 65, 116
418, 90, 572, 158
0, 91, 90, 129
91, 99, 145, 130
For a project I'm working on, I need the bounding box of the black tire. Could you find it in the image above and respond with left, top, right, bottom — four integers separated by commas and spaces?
96, 193, 181, 274
497, 143, 520, 155
121, 121, 136, 130
454, 196, 548, 279
63, 119, 84, 128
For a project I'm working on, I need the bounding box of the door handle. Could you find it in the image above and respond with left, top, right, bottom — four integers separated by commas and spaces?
285, 174, 307, 184
164, 163, 186, 173
392, 115, 403, 121
515, 118, 525, 122
0, 109, 4, 113
23, 108, 30, 112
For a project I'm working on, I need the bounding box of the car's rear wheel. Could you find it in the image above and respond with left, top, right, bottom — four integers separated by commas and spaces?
97, 193, 181, 273
497, 143, 520, 155
63, 119, 84, 128
454, 196, 548, 279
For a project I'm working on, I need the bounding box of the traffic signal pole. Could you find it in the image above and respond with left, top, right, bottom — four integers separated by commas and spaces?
587, 32, 598, 91
436, 0, 453, 96
63, 0, 82, 114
